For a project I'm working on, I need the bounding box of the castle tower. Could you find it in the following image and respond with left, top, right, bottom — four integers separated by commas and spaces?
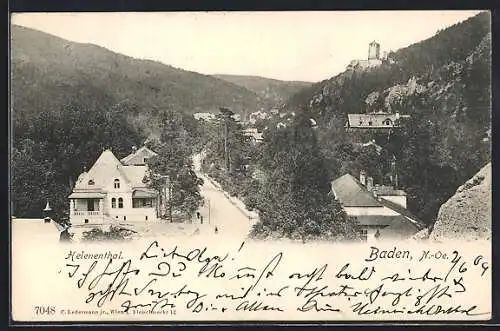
368, 41, 380, 60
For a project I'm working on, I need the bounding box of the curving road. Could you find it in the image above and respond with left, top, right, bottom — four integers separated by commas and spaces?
193, 154, 257, 240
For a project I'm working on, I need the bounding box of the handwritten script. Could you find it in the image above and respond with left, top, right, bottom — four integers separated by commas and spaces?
59, 241, 490, 320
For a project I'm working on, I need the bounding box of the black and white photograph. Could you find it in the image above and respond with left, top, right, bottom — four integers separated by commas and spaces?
10, 10, 492, 323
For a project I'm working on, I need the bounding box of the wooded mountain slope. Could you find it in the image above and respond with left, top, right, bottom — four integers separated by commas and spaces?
214, 74, 311, 108
11, 24, 266, 133
283, 11, 491, 224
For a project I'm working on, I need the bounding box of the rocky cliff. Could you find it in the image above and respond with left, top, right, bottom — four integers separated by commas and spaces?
428, 162, 491, 241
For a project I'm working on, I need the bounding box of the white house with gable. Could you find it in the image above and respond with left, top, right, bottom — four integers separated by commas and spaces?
68, 146, 160, 224
331, 170, 425, 242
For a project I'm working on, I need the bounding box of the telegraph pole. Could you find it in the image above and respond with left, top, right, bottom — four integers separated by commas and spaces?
219, 107, 233, 172
224, 119, 229, 171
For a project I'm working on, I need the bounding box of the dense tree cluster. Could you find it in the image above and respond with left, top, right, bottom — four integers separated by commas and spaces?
250, 111, 360, 241
12, 103, 143, 220
143, 110, 204, 220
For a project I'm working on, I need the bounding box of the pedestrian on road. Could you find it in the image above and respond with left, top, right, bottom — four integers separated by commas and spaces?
196, 211, 200, 219
215, 226, 218, 234
200, 216, 204, 224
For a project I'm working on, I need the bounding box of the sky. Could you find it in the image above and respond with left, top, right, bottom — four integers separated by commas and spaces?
11, 11, 483, 82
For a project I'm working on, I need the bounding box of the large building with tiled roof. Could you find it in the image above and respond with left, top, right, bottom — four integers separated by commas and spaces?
331, 171, 424, 242
345, 112, 410, 131
68, 146, 159, 224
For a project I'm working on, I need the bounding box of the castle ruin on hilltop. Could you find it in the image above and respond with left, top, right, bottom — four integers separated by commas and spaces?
347, 41, 389, 71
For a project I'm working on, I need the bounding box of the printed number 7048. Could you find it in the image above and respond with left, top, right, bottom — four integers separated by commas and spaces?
34, 306, 56, 315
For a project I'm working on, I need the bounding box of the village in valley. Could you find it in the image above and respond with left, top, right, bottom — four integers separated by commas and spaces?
11, 12, 492, 244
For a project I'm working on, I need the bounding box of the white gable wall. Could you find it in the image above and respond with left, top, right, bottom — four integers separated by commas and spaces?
379, 195, 407, 208
70, 150, 160, 223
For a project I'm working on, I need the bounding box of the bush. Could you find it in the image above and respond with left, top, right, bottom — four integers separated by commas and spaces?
82, 225, 133, 241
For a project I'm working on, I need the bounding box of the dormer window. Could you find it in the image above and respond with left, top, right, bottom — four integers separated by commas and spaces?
114, 179, 120, 189
88, 179, 95, 185
384, 119, 393, 126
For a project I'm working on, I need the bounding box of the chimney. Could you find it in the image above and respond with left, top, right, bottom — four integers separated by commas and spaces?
367, 177, 374, 192
359, 170, 367, 186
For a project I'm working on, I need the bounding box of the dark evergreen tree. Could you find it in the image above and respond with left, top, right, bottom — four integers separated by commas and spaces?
251, 110, 360, 241
144, 110, 203, 221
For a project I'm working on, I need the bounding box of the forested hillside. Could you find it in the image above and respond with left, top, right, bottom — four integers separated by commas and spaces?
214, 74, 311, 108
11, 24, 266, 132
11, 25, 222, 219
284, 11, 491, 224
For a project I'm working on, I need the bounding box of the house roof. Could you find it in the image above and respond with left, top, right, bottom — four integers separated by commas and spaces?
133, 189, 157, 198
346, 113, 410, 128
373, 185, 407, 196
354, 215, 421, 238
379, 197, 424, 229
332, 173, 426, 235
380, 216, 423, 239
243, 128, 264, 141
68, 192, 106, 199
121, 165, 148, 187
73, 149, 148, 192
121, 146, 158, 165
331, 174, 382, 207
73, 149, 125, 190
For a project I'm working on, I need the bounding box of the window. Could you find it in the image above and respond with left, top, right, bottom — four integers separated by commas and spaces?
133, 199, 140, 208
133, 198, 153, 208
123, 216, 126, 221
111, 198, 116, 208
384, 119, 393, 126
114, 179, 120, 189
88, 179, 95, 185
87, 199, 95, 212
368, 121, 373, 126
118, 197, 123, 208
143, 157, 148, 164
145, 216, 148, 221
359, 229, 368, 241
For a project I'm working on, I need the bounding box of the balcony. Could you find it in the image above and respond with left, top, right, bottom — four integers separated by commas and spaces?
70, 210, 105, 224
71, 210, 102, 216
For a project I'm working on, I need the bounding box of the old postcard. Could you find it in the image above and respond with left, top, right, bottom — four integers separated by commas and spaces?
10, 11, 491, 323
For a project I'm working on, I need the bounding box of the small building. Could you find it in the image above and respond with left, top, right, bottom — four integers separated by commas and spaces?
68, 146, 160, 225
243, 128, 264, 143
120, 145, 157, 166
247, 111, 271, 124
331, 171, 424, 242
345, 112, 410, 131
193, 112, 216, 121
